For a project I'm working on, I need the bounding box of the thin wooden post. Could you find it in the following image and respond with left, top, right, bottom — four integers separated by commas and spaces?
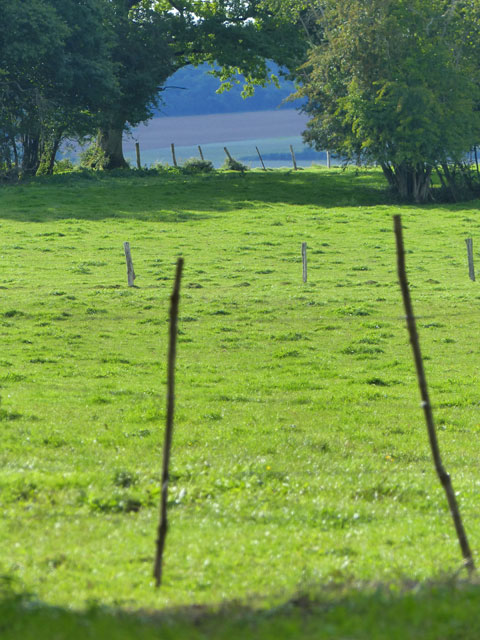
154, 257, 184, 588
394, 215, 475, 576
256, 146, 266, 171
302, 242, 307, 283
198, 145, 204, 161
466, 238, 475, 281
123, 242, 136, 287
171, 143, 178, 168
135, 142, 141, 170
290, 145, 298, 171
224, 146, 233, 162
326, 151, 331, 169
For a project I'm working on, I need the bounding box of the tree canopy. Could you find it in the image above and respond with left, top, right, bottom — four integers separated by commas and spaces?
296, 0, 480, 201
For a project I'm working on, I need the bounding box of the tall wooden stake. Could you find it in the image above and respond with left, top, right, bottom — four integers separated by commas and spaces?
393, 215, 475, 576
224, 146, 234, 163
153, 257, 184, 587
466, 238, 475, 282
198, 145, 204, 161
123, 242, 136, 287
326, 151, 331, 169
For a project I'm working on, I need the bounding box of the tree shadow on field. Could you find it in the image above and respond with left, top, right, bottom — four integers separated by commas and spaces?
0, 169, 403, 224
2, 578, 480, 640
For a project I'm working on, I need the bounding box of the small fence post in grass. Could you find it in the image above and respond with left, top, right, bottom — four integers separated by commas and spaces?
171, 143, 178, 168
326, 151, 331, 169
290, 145, 298, 171
466, 238, 475, 281
394, 214, 475, 576
224, 146, 234, 163
153, 257, 184, 588
198, 145, 204, 161
256, 146, 266, 171
135, 142, 141, 170
123, 242, 136, 287
302, 242, 307, 283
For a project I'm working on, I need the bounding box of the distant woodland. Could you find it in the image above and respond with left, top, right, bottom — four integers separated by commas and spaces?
157, 64, 302, 117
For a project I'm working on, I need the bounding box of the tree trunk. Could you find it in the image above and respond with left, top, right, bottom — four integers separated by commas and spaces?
382, 162, 432, 203
97, 127, 128, 170
21, 134, 41, 175
46, 135, 62, 175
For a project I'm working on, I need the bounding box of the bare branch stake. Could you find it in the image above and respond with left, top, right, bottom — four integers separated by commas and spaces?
394, 215, 475, 576
153, 257, 184, 587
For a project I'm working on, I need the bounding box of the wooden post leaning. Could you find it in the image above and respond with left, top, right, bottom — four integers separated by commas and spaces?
256, 146, 266, 171
394, 215, 475, 576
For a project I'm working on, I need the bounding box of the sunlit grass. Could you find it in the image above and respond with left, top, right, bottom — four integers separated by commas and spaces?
1, 166, 480, 636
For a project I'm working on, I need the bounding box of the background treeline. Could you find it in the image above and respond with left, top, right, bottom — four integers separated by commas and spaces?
3, 0, 480, 203
156, 64, 301, 117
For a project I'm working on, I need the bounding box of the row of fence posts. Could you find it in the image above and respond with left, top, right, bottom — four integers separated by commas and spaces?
133, 141, 332, 171
123, 239, 475, 287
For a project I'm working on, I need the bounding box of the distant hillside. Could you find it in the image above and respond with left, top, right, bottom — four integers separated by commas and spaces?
155, 63, 303, 117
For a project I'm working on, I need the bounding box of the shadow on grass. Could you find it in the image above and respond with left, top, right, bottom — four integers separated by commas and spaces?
2, 578, 480, 639
0, 168, 399, 224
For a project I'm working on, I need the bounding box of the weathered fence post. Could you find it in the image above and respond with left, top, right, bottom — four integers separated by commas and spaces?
153, 257, 184, 587
224, 146, 234, 163
326, 151, 331, 169
394, 214, 475, 576
256, 146, 266, 171
135, 142, 141, 170
198, 145, 204, 161
290, 145, 298, 171
123, 242, 136, 287
302, 242, 307, 283
466, 238, 475, 281
171, 143, 178, 168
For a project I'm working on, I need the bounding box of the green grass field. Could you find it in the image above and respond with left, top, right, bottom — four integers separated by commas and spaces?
2, 167, 480, 637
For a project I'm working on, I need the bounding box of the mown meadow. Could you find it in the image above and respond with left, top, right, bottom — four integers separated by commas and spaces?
2, 167, 480, 638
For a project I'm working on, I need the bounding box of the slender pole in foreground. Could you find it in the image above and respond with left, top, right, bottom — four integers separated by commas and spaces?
153, 257, 184, 587
393, 215, 475, 576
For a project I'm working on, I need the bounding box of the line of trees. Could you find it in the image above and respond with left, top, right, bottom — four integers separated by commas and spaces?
3, 0, 480, 202
284, 0, 480, 202
0, 0, 304, 175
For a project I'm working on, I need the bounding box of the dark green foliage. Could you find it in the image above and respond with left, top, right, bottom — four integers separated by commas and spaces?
182, 157, 215, 174
222, 157, 249, 172
296, 0, 480, 202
